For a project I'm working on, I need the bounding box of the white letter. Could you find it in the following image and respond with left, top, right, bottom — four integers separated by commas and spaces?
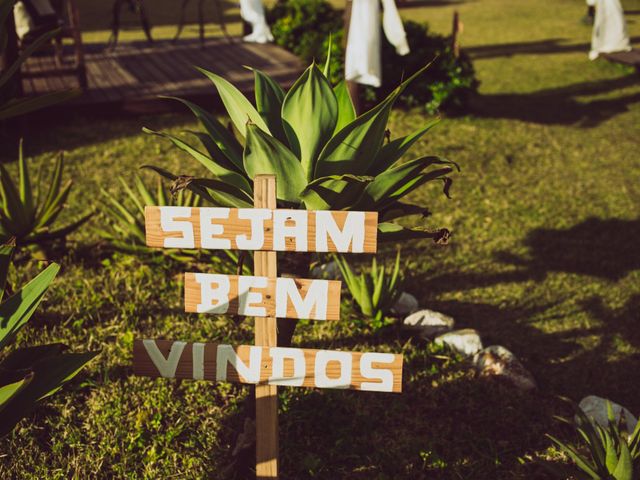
315, 211, 365, 253
143, 340, 186, 378
360, 353, 395, 392
238, 276, 268, 317
216, 345, 262, 384
192, 342, 205, 380
200, 207, 231, 249
314, 350, 352, 389
273, 210, 308, 251
195, 273, 230, 314
236, 208, 271, 250
160, 207, 194, 248
269, 347, 306, 386
276, 278, 328, 320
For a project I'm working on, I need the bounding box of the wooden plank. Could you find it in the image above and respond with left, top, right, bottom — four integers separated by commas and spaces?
133, 339, 404, 393
184, 273, 341, 321
145, 206, 378, 253
602, 50, 640, 67
253, 175, 279, 479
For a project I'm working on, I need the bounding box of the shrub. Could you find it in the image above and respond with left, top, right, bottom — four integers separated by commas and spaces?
269, 0, 478, 113
0, 241, 98, 436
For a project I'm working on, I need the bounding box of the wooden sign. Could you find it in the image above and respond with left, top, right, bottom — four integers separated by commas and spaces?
134, 175, 401, 479
134, 339, 403, 393
185, 274, 341, 321
145, 206, 378, 253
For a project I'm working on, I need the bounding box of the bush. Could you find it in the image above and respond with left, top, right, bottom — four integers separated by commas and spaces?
268, 0, 478, 114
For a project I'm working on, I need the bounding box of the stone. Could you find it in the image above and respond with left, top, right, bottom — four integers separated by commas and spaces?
392, 292, 419, 315
403, 309, 455, 339
310, 260, 341, 280
434, 329, 483, 356
473, 345, 537, 391
578, 395, 638, 434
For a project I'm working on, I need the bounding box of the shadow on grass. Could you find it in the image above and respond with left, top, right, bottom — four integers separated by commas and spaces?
217, 335, 563, 479
397, 0, 472, 8
472, 74, 640, 126
497, 217, 640, 281
0, 108, 195, 163
466, 36, 640, 59
409, 217, 640, 411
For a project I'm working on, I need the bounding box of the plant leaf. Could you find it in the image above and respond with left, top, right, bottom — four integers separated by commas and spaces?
369, 118, 440, 176
243, 123, 306, 204
196, 67, 269, 137
0, 350, 99, 437
0, 263, 59, 350
315, 62, 434, 178
0, 241, 14, 303
300, 174, 373, 210
323, 34, 333, 78
360, 156, 456, 208
251, 68, 287, 145
547, 434, 601, 480
161, 96, 244, 172
0, 90, 80, 121
17, 139, 34, 221
332, 81, 356, 135
0, 373, 33, 411
142, 127, 251, 194
613, 440, 633, 480
282, 63, 338, 180
377, 222, 451, 243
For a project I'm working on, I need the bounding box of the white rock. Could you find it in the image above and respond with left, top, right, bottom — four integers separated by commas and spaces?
434, 329, 483, 356
473, 345, 536, 391
392, 292, 419, 315
578, 395, 638, 433
310, 260, 341, 280
403, 309, 455, 339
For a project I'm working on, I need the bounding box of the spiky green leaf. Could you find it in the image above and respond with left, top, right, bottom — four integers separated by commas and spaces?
282, 64, 338, 179
243, 123, 306, 204
196, 67, 269, 137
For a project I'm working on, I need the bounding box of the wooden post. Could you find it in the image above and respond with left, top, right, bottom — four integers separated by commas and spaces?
253, 175, 278, 479
451, 11, 461, 59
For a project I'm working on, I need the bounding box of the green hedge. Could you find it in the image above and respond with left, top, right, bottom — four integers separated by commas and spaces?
267, 0, 478, 113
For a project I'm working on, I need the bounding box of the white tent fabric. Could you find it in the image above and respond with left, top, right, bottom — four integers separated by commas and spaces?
345, 0, 410, 87
587, 0, 631, 60
240, 0, 273, 44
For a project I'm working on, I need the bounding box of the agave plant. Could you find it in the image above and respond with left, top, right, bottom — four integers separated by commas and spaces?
99, 174, 249, 272
546, 401, 640, 479
0, 140, 93, 254
99, 174, 201, 255
334, 250, 402, 329
0, 241, 98, 436
144, 55, 456, 343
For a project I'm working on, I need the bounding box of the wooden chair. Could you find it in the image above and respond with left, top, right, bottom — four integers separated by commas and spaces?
18, 0, 87, 90
174, 0, 233, 45
107, 0, 153, 50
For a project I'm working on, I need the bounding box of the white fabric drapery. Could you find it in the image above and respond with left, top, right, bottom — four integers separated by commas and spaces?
587, 0, 631, 60
345, 0, 410, 87
240, 0, 273, 44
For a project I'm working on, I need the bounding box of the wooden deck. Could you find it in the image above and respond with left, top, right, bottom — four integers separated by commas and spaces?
602, 49, 640, 72
21, 37, 302, 110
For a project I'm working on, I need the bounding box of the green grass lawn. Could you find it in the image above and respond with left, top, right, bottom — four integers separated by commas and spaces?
1, 0, 640, 478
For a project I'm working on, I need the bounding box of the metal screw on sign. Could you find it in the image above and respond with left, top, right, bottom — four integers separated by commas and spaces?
133, 174, 403, 479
